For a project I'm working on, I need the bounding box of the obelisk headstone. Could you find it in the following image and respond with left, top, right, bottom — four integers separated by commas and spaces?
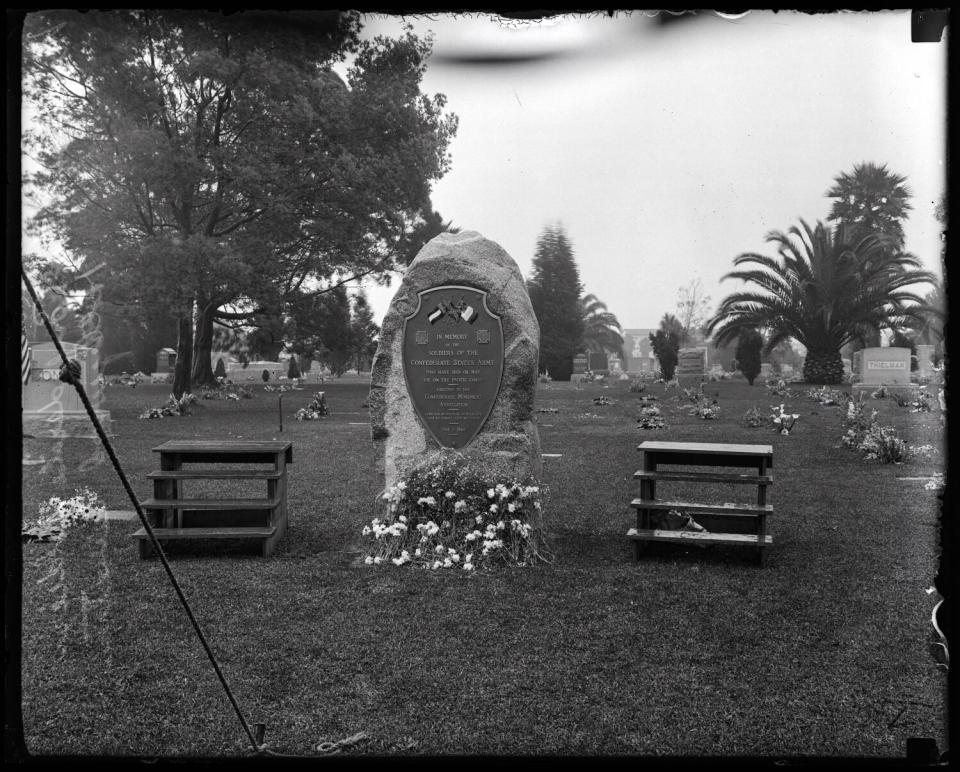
369, 231, 542, 495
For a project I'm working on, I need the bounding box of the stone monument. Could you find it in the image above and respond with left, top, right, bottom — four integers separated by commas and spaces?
676, 347, 707, 388
852, 346, 917, 399
369, 231, 542, 495
916, 344, 935, 378
22, 341, 112, 438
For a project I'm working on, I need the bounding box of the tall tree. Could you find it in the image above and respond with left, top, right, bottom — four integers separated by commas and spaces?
23, 10, 457, 396
735, 327, 763, 385
527, 225, 584, 381
349, 290, 379, 372
649, 313, 682, 381
675, 278, 712, 346
826, 162, 913, 250
705, 219, 935, 384
580, 293, 624, 361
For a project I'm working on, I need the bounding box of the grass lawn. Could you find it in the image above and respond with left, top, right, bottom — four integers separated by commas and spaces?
19, 375, 947, 757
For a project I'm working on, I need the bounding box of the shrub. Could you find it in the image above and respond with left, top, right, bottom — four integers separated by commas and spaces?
214, 358, 227, 379
139, 393, 197, 419
287, 355, 301, 380
735, 328, 763, 385
858, 424, 908, 463
628, 379, 646, 393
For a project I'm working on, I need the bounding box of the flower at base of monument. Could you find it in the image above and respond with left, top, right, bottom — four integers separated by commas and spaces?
454, 500, 468, 513
435, 544, 445, 554
465, 552, 473, 563
463, 562, 475, 572
362, 525, 372, 536
432, 561, 442, 570
450, 553, 461, 563
489, 504, 498, 514
373, 556, 382, 565
445, 490, 456, 499
627, 528, 638, 536
475, 515, 484, 524
398, 514, 408, 523
414, 548, 422, 557
487, 488, 496, 499
443, 558, 453, 568
496, 520, 505, 531
925, 473, 944, 491
507, 502, 516, 513
417, 496, 437, 507
364, 556, 374, 565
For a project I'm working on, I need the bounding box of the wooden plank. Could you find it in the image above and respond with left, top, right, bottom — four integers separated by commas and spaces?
132, 526, 276, 540
140, 497, 281, 510
153, 440, 293, 464
628, 529, 773, 546
637, 441, 773, 456
630, 498, 773, 515
147, 470, 283, 480
633, 470, 772, 485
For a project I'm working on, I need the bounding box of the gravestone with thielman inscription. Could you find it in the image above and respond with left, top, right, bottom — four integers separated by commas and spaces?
852, 346, 917, 398
369, 231, 542, 496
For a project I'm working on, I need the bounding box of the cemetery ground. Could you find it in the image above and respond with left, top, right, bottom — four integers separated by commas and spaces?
20, 376, 946, 757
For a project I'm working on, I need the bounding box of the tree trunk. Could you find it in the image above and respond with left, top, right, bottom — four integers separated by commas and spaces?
802, 348, 844, 384
191, 299, 217, 387
172, 315, 194, 398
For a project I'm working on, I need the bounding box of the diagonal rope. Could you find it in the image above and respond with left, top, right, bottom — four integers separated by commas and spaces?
21, 267, 265, 754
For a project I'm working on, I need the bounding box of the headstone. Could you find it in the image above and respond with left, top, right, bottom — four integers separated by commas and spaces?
608, 354, 623, 374
369, 231, 542, 496
156, 347, 177, 374
780, 364, 794, 378
852, 346, 917, 398
23, 342, 112, 438
852, 350, 863, 383
842, 358, 852, 379
676, 347, 707, 387
572, 354, 588, 375
588, 352, 608, 372
916, 344, 935, 377
759, 362, 774, 379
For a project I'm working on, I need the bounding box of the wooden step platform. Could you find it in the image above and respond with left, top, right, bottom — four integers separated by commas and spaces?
141, 497, 281, 510
133, 526, 278, 558
147, 470, 283, 480
633, 470, 772, 485
628, 529, 773, 547
630, 498, 773, 516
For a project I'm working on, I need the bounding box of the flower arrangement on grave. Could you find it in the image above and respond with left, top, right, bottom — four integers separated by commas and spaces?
806, 386, 848, 406
22, 487, 106, 542
857, 424, 908, 463
925, 472, 945, 491
766, 378, 793, 397
636, 405, 665, 430
581, 370, 605, 384
536, 407, 559, 414
839, 399, 878, 448
360, 457, 547, 570
200, 376, 255, 401
295, 392, 329, 420
742, 406, 764, 428
687, 389, 720, 420
538, 371, 553, 383
770, 404, 799, 434
871, 385, 888, 399
139, 392, 197, 419
628, 379, 646, 393
592, 395, 616, 406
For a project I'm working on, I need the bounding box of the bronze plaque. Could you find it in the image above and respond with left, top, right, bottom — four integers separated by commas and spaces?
403, 285, 504, 449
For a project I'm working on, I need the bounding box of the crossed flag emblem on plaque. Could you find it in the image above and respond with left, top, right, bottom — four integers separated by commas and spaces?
426, 297, 477, 325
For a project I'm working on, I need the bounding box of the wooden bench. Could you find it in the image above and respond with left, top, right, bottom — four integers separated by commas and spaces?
630, 441, 774, 565
133, 440, 292, 558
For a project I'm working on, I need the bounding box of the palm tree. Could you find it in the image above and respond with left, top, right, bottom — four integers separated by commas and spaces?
580, 293, 625, 361
705, 219, 936, 384
826, 162, 913, 249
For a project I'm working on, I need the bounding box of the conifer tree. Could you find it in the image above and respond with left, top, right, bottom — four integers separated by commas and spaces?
527, 225, 584, 381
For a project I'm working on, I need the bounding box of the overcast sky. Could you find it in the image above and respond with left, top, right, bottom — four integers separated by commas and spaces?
352, 10, 947, 330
